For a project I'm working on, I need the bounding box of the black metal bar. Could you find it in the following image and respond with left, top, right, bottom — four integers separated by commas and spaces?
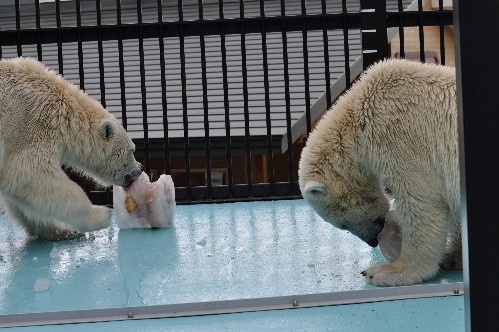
341, 0, 350, 88
0, 11, 455, 47
301, 0, 311, 136
55, 0, 63, 75
321, 0, 332, 109
1, 11, 455, 47
0, 27, 2, 58
175, 182, 302, 203
76, 0, 84, 91
280, 0, 293, 191
397, 0, 405, 58
417, 0, 425, 62
35, 0, 42, 61
0, 14, 366, 46
219, 0, 234, 197
438, 0, 445, 65
199, 0, 212, 198
360, 0, 388, 70
15, 0, 22, 56
137, 0, 151, 176
239, 0, 253, 196
157, 0, 170, 175
386, 10, 453, 27
96, 0, 106, 107
116, 0, 127, 130
178, 0, 191, 198
259, 0, 275, 194
454, 1, 499, 331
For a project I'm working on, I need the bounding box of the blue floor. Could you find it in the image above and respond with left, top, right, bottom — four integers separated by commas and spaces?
0, 199, 464, 330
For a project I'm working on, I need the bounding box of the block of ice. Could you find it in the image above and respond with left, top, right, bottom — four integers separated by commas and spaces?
34, 276, 50, 293
113, 172, 175, 229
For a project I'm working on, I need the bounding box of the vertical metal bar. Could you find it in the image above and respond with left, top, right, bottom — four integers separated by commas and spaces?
0, 27, 2, 59
198, 0, 212, 197
320, 0, 331, 109
15, 0, 22, 56
219, 0, 234, 197
397, 0, 405, 58
360, 0, 388, 70
137, 0, 151, 176
55, 0, 63, 75
178, 0, 191, 198
341, 0, 350, 88
454, 1, 499, 331
117, 0, 127, 130
239, 0, 253, 196
96, 0, 106, 107
157, 0, 170, 175
76, 0, 84, 91
259, 0, 275, 193
35, 0, 42, 61
280, 0, 294, 190
417, 0, 425, 62
438, 0, 445, 65
300, 0, 311, 135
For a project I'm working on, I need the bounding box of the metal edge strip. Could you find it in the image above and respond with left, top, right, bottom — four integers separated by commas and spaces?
0, 282, 464, 328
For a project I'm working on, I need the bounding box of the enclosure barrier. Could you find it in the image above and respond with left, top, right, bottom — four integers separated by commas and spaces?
0, 0, 452, 204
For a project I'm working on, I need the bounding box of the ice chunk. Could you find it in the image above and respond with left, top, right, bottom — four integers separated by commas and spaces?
34, 277, 50, 292
113, 172, 175, 229
147, 174, 176, 228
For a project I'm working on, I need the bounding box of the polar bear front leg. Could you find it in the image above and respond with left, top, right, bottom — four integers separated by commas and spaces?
4, 200, 83, 240
8, 165, 112, 234
362, 203, 449, 286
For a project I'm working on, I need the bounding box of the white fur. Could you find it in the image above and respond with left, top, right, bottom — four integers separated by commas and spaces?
299, 59, 459, 286
0, 57, 142, 240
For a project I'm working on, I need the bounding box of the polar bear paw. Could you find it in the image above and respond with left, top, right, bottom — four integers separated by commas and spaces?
361, 261, 432, 286
79, 206, 112, 233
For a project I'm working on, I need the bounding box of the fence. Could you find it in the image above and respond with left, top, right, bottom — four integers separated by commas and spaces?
0, 0, 453, 204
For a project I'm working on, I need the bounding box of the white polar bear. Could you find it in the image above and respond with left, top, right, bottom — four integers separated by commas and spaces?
0, 57, 143, 240
299, 59, 459, 286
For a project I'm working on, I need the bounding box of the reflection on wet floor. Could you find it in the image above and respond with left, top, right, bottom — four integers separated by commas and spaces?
0, 199, 463, 315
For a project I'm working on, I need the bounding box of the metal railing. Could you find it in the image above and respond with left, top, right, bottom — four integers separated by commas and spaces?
0, 0, 452, 204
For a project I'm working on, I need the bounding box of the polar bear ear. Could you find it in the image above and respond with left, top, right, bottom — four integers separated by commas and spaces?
99, 120, 115, 140
303, 181, 327, 199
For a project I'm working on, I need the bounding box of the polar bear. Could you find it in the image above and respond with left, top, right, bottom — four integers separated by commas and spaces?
298, 59, 459, 286
0, 57, 143, 240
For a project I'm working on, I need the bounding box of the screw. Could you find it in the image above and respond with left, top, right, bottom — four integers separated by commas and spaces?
292, 300, 299, 307
127, 313, 134, 319
453, 288, 460, 295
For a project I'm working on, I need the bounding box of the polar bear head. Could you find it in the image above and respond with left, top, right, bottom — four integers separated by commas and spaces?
90, 118, 143, 188
298, 129, 390, 247
61, 114, 143, 189
299, 176, 389, 247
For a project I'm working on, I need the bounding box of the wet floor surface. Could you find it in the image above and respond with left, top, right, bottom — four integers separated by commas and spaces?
0, 199, 463, 328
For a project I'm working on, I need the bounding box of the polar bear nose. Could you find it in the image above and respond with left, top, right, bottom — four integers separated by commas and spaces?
367, 238, 379, 247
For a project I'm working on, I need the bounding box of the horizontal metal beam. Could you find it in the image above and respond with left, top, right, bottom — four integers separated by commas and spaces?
0, 10, 453, 47
0, 14, 362, 46
0, 282, 464, 328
